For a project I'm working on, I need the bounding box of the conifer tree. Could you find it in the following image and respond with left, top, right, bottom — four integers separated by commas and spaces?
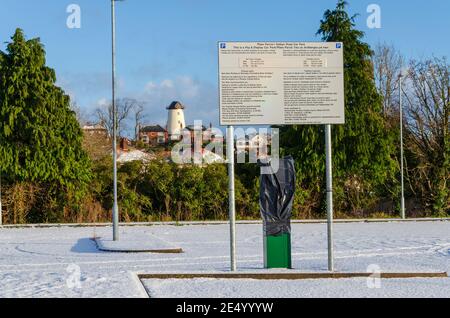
0, 29, 91, 189
279, 1, 397, 214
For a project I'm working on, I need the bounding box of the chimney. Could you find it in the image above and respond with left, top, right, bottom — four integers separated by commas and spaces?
120, 138, 128, 152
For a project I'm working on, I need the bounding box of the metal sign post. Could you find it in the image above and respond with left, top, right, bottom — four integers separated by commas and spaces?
111, 0, 119, 241
399, 74, 406, 220
0, 173, 2, 226
325, 124, 334, 271
227, 126, 237, 271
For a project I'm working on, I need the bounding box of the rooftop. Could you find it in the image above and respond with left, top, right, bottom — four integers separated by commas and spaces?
82, 123, 106, 130
141, 125, 167, 133
166, 101, 185, 110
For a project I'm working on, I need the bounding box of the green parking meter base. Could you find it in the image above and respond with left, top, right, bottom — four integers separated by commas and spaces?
264, 233, 292, 269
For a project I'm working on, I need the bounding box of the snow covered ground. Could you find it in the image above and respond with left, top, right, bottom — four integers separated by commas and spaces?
0, 221, 449, 298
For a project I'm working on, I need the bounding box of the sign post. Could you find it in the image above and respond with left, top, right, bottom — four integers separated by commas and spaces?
219, 42, 344, 272
111, 0, 120, 241
0, 173, 2, 226
399, 74, 406, 220
325, 124, 334, 271
227, 126, 237, 271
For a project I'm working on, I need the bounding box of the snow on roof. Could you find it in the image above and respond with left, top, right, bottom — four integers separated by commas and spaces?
173, 149, 224, 165
83, 123, 106, 130
117, 150, 155, 163
202, 150, 225, 164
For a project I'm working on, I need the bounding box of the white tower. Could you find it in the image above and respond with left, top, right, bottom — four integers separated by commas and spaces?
166, 101, 186, 140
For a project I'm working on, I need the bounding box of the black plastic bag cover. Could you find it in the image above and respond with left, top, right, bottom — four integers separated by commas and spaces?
258, 156, 296, 236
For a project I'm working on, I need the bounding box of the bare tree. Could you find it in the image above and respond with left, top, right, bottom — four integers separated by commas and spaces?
70, 100, 87, 126
95, 98, 137, 137
372, 43, 404, 116
403, 57, 449, 214
134, 103, 146, 142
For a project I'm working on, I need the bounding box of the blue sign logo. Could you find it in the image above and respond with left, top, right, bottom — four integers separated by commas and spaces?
220, 43, 226, 49
336, 43, 342, 49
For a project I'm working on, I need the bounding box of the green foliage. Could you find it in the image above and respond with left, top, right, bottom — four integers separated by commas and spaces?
92, 160, 258, 222
140, 161, 256, 221
0, 29, 92, 223
0, 29, 91, 189
117, 161, 152, 221
278, 0, 398, 216
76, 158, 258, 223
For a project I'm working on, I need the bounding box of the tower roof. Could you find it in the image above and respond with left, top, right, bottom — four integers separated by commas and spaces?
167, 101, 185, 110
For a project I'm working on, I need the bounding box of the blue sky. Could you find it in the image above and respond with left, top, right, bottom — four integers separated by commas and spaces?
1, 0, 449, 131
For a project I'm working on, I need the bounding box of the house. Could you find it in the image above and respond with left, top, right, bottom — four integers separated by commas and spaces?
82, 123, 111, 160
184, 123, 223, 145
236, 133, 271, 157
249, 133, 271, 158
248, 133, 271, 149
236, 136, 250, 154
185, 124, 207, 145
82, 123, 108, 137
139, 125, 168, 146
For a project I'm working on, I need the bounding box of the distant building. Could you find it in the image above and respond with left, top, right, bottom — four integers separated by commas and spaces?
236, 133, 271, 158
184, 123, 223, 144
82, 123, 110, 161
248, 133, 271, 149
82, 123, 108, 137
166, 101, 186, 141
117, 137, 156, 164
139, 125, 168, 146
236, 136, 250, 153
185, 124, 207, 144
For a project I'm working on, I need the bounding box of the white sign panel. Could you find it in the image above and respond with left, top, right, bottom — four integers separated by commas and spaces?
219, 42, 345, 125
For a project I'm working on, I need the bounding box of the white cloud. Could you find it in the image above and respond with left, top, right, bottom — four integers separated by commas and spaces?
58, 71, 220, 137
145, 81, 157, 91
56, 71, 125, 114
160, 79, 174, 89
144, 76, 200, 99
140, 76, 218, 128
57, 72, 112, 96
96, 97, 109, 107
